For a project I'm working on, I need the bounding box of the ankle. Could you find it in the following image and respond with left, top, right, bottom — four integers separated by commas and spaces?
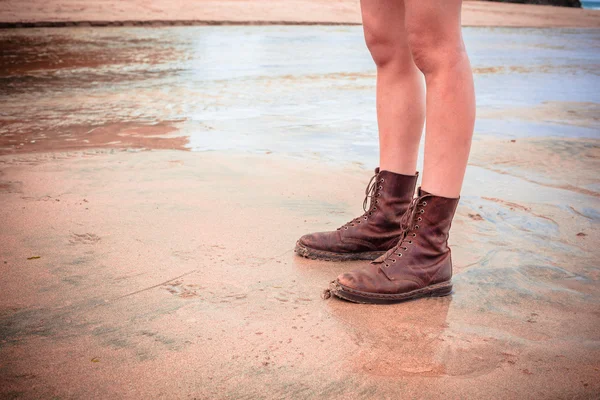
379, 164, 418, 177
420, 185, 460, 199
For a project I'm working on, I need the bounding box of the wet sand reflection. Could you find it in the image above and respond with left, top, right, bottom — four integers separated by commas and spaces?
330, 297, 452, 377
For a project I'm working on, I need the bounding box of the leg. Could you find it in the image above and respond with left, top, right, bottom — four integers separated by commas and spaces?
361, 0, 425, 176
328, 0, 475, 303
404, 0, 475, 198
294, 0, 423, 261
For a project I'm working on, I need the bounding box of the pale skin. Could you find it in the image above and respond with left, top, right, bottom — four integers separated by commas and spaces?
362, 0, 475, 198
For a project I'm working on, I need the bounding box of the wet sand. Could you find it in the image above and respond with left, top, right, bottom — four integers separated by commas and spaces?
1, 24, 600, 400
1, 0, 600, 28
1, 149, 599, 399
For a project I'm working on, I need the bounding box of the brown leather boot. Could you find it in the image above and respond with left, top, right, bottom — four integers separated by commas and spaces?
295, 168, 418, 261
325, 188, 459, 303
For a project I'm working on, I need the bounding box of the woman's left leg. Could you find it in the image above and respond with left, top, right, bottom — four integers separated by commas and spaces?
405, 0, 475, 198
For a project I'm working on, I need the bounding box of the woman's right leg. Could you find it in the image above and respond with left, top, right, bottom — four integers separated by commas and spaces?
361, 0, 425, 175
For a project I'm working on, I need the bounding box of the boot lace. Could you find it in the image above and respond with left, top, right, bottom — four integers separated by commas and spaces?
338, 171, 384, 230
376, 194, 428, 267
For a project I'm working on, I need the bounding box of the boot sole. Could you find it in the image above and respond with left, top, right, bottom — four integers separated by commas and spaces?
327, 280, 453, 304
294, 242, 385, 261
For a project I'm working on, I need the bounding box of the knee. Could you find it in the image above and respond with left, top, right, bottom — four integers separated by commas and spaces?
406, 25, 466, 76
363, 25, 412, 70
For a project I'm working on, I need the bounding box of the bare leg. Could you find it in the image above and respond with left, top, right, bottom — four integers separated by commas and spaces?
404, 0, 475, 198
361, 0, 425, 176
327, 0, 475, 303
295, 0, 423, 261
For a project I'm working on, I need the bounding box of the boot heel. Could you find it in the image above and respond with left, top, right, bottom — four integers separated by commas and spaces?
430, 283, 453, 297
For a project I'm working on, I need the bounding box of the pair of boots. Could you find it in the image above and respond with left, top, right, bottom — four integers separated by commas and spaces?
295, 168, 458, 304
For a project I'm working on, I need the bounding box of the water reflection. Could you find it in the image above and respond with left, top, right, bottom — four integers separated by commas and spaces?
329, 297, 452, 377
1, 26, 599, 159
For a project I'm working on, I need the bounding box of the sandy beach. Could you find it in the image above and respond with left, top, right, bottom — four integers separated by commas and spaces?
0, 0, 600, 27
1, 3, 600, 400
1, 147, 598, 399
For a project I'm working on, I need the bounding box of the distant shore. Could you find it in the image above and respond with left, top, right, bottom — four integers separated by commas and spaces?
1, 0, 599, 28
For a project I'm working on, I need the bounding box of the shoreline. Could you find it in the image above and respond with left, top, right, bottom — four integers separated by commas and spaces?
0, 20, 363, 29
2, 21, 600, 29
1, 1, 599, 28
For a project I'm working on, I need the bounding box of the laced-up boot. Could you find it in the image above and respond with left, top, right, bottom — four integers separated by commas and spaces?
295, 168, 418, 261
326, 188, 459, 303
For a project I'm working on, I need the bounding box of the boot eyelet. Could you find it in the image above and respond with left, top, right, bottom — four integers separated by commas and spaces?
357, 221, 361, 224
392, 259, 396, 263
378, 186, 383, 190
417, 217, 422, 221
420, 209, 425, 214
415, 225, 419, 229
344, 227, 348, 230
407, 241, 412, 245
373, 207, 377, 210
422, 201, 427, 206
385, 263, 389, 268
364, 217, 368, 220
398, 253, 403, 257
402, 246, 407, 251
411, 233, 416, 237
380, 179, 384, 183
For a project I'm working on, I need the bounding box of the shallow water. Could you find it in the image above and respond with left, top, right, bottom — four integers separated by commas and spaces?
1, 26, 599, 158
1, 25, 598, 207
583, 0, 600, 10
